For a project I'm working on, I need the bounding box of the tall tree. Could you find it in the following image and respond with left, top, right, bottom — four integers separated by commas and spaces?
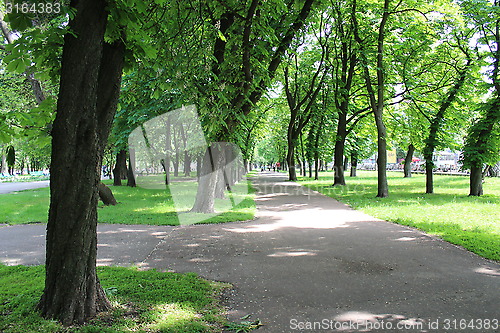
283, 34, 329, 181
35, 0, 126, 324
159, 0, 317, 211
461, 0, 500, 196
352, 0, 392, 197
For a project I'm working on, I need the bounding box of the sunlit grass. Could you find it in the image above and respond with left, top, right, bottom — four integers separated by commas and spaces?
0, 264, 229, 333
299, 171, 500, 261
0, 175, 256, 226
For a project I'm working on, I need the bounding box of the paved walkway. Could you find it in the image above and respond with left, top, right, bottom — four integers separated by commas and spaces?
0, 172, 498, 332
0, 180, 49, 194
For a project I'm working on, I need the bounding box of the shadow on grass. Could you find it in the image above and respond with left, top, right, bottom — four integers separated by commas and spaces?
0, 264, 227, 333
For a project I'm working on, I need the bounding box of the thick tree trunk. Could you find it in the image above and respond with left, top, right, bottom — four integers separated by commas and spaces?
191, 145, 219, 213
113, 150, 127, 185
38, 0, 125, 325
98, 183, 117, 205
404, 144, 414, 178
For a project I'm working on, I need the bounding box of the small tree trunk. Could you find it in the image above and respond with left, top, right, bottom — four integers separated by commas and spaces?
196, 154, 202, 181
173, 151, 179, 177
404, 144, 414, 178
126, 153, 136, 187
97, 182, 117, 205
375, 114, 389, 198
287, 144, 297, 181
350, 151, 358, 177
184, 151, 191, 176
160, 159, 170, 185
425, 159, 434, 194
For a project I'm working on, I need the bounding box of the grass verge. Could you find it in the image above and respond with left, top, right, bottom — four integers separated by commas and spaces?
0, 264, 232, 333
298, 171, 500, 261
0, 175, 256, 226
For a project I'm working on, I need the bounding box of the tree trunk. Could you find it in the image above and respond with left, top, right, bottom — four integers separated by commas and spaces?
173, 151, 179, 177
403, 144, 414, 178
350, 151, 358, 177
191, 145, 219, 213
126, 152, 136, 187
333, 120, 347, 186
287, 143, 297, 181
196, 154, 202, 181
184, 151, 191, 176
112, 150, 127, 186
38, 0, 125, 324
469, 165, 483, 196
243, 158, 249, 174
375, 113, 389, 197
424, 57, 471, 194
98, 182, 117, 205
1, 152, 6, 174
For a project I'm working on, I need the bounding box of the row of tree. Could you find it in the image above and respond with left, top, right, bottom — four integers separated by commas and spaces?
0, 0, 498, 326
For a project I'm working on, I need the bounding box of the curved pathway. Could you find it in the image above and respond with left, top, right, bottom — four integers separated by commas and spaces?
0, 172, 498, 332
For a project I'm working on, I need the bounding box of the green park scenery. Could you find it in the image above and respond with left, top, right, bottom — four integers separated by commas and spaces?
1, 171, 498, 262
1, 0, 500, 331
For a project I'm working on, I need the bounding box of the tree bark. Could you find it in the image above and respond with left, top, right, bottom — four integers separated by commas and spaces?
98, 182, 117, 205
113, 150, 127, 185
469, 165, 483, 196
403, 143, 414, 178
350, 151, 358, 177
191, 145, 219, 213
287, 142, 297, 181
127, 152, 136, 187
38, 0, 125, 325
184, 151, 191, 176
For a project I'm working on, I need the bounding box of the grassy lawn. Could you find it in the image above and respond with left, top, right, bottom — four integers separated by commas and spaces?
0, 176, 256, 226
299, 171, 500, 261
0, 264, 233, 333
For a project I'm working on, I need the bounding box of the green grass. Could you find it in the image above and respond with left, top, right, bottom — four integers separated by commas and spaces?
0, 264, 231, 333
298, 171, 500, 261
0, 176, 256, 226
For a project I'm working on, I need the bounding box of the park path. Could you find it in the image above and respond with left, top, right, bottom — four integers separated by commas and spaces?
0, 172, 498, 332
0, 180, 49, 194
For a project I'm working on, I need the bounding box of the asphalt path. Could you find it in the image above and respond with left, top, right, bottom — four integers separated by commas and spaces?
0, 173, 498, 332
0, 180, 49, 194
